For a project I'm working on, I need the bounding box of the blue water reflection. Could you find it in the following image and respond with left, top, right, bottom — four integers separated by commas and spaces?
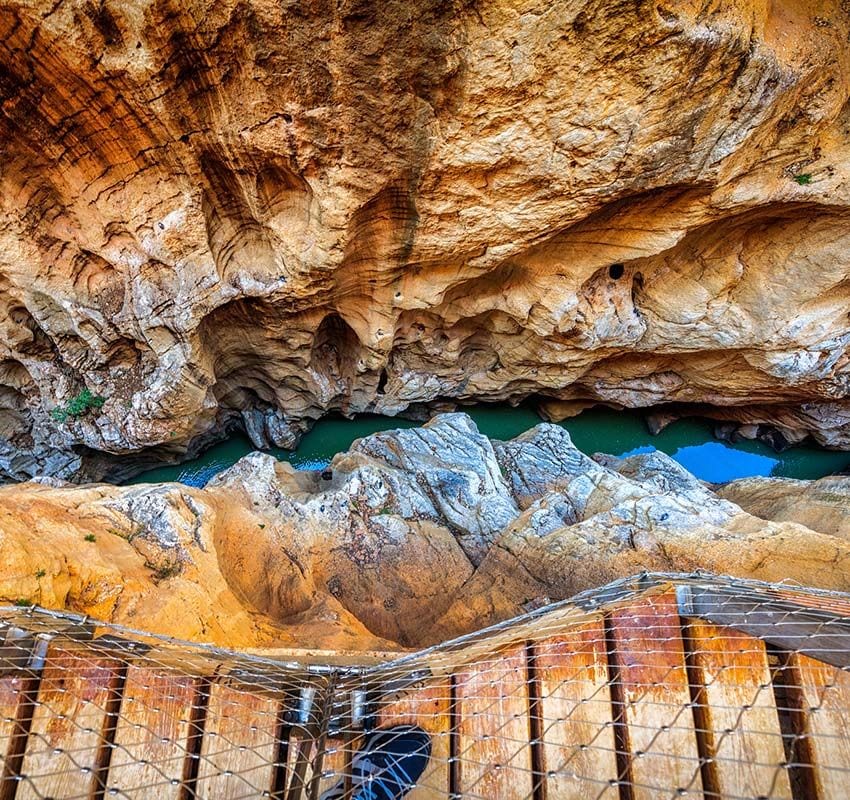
129, 406, 850, 487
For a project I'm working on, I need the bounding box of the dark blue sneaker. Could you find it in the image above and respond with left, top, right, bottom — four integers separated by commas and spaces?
320, 725, 431, 800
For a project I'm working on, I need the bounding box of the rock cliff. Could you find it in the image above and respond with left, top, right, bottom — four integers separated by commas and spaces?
3, 414, 850, 650
1, 0, 850, 479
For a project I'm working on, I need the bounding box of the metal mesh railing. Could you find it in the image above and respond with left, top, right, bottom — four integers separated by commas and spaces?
0, 572, 848, 799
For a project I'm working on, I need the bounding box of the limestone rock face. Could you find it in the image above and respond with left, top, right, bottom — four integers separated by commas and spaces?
718, 475, 850, 542
204, 414, 515, 645
0, 478, 395, 651
1, 1, 850, 478
4, 414, 850, 650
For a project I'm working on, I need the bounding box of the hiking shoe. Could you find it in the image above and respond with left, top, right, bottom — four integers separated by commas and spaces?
320, 725, 431, 800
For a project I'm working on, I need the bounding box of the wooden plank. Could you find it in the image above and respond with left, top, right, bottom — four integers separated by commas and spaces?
0, 671, 36, 798
194, 680, 281, 799
685, 619, 791, 799
680, 586, 850, 669
0, 674, 25, 768
313, 735, 350, 798
788, 652, 850, 798
416, 586, 673, 682
609, 591, 703, 799
455, 642, 533, 799
16, 642, 123, 800
373, 677, 452, 799
284, 733, 310, 800
107, 665, 201, 798
768, 587, 850, 618
277, 732, 346, 799
534, 615, 618, 799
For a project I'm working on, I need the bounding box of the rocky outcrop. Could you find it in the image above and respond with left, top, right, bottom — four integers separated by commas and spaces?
718, 475, 850, 542
0, 477, 396, 651
3, 414, 850, 650
1, 1, 850, 479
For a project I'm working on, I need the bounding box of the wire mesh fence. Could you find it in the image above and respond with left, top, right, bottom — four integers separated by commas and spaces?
0, 572, 848, 799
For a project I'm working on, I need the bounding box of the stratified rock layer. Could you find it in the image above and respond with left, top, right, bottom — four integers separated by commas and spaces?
3, 414, 850, 650
0, 477, 395, 651
718, 475, 850, 541
1, 0, 850, 478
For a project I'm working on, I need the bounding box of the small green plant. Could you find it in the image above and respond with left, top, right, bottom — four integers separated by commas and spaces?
14, 598, 32, 607
34, 569, 46, 579
84, 533, 97, 542
258, 523, 266, 529
148, 562, 181, 581
51, 388, 105, 423
793, 173, 812, 185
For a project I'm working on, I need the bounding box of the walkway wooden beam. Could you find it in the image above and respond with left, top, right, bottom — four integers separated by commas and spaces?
676, 584, 850, 669
0, 573, 846, 799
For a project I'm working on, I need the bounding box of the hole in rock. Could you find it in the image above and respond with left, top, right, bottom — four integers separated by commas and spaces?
377, 369, 389, 394
609, 263, 625, 280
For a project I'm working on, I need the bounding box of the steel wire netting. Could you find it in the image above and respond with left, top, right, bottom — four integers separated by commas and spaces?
0, 572, 848, 799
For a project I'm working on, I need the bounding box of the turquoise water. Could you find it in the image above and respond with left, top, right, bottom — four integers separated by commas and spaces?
127, 406, 850, 487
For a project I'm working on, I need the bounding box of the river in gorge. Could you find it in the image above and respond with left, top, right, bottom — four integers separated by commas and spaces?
126, 406, 850, 487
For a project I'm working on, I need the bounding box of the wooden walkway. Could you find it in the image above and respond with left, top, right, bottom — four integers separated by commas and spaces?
0, 574, 848, 799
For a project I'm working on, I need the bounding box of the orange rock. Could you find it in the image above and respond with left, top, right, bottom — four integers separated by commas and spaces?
3, 416, 850, 652
0, 1, 848, 478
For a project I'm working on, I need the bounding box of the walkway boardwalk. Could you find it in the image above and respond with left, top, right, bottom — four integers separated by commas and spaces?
0, 572, 848, 799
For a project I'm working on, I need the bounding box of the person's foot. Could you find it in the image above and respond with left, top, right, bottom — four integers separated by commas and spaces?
320, 725, 431, 800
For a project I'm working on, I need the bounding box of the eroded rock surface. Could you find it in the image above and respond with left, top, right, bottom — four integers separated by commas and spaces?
0, 478, 395, 651
1, 1, 850, 478
718, 475, 850, 542
3, 414, 850, 650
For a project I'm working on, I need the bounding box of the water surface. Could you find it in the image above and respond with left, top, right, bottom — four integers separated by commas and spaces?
128, 406, 850, 487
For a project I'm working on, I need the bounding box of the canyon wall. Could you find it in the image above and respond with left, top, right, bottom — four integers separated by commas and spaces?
4, 415, 850, 650
1, 0, 850, 478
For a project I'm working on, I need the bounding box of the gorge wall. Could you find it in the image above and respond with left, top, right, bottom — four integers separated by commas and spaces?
5, 414, 850, 651
1, 0, 850, 480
